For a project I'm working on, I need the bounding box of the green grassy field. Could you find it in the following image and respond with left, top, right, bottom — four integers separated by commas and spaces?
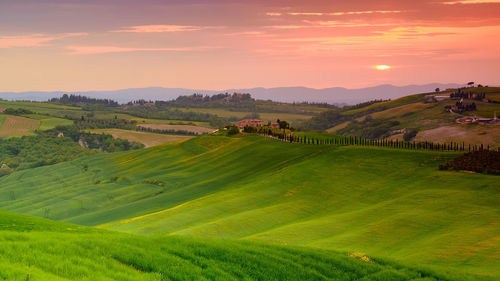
0, 135, 498, 279
2, 210, 462, 281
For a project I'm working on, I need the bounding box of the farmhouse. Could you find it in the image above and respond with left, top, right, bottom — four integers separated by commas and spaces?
236, 119, 263, 128
456, 112, 500, 125
424, 94, 450, 102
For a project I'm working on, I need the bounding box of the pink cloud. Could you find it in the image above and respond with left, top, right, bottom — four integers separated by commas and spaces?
65, 45, 220, 55
112, 25, 216, 33
0, 33, 87, 48
223, 31, 267, 36
286, 10, 402, 16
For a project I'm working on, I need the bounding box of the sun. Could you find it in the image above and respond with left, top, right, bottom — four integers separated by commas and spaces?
375, 65, 391, 70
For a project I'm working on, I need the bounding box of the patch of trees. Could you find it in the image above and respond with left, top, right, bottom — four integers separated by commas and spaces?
292, 102, 338, 109
297, 103, 390, 131
450, 90, 485, 100
41, 126, 144, 152
403, 129, 418, 142
298, 109, 348, 131
439, 150, 500, 174
155, 93, 254, 108
226, 126, 240, 136
136, 126, 200, 136
3, 108, 35, 115
276, 119, 290, 130
337, 117, 400, 140
342, 99, 390, 111
0, 135, 94, 177
49, 94, 119, 107
74, 117, 137, 130
120, 107, 229, 128
445, 101, 476, 113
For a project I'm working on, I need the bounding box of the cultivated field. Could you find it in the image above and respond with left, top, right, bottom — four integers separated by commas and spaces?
88, 128, 194, 147
0, 135, 498, 279
0, 115, 40, 137
137, 124, 216, 134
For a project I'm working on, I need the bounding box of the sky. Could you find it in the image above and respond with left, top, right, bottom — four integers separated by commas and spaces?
0, 0, 499, 91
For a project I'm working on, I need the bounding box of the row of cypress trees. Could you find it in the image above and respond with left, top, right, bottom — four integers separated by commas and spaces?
262, 130, 495, 152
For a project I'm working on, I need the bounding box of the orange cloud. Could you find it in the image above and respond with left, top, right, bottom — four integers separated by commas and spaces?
443, 0, 500, 4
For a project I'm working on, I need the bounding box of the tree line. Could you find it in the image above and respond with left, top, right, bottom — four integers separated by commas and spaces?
260, 129, 496, 152
136, 126, 201, 136
449, 90, 486, 100
49, 94, 119, 107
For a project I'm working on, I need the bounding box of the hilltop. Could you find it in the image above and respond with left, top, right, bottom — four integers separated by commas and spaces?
0, 135, 498, 279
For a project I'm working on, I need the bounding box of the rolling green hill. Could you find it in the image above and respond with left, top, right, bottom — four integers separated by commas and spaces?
1, 209, 456, 281
0, 135, 498, 279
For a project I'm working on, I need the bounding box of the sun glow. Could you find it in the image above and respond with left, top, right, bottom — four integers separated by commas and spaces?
375, 65, 391, 70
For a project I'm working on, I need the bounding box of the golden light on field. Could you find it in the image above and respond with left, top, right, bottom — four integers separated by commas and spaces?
375, 65, 391, 70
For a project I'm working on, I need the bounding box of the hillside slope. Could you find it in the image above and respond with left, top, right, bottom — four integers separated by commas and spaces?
0, 135, 498, 278
0, 210, 460, 281
326, 87, 500, 146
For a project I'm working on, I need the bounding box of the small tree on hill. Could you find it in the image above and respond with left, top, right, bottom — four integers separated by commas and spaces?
227, 126, 240, 136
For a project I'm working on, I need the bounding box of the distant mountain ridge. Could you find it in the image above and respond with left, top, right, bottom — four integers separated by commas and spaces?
0, 83, 463, 105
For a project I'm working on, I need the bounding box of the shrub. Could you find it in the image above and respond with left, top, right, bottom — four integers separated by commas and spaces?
403, 129, 418, 142
227, 126, 240, 136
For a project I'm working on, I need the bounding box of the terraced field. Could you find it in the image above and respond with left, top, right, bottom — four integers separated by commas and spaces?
88, 128, 194, 147
0, 135, 498, 279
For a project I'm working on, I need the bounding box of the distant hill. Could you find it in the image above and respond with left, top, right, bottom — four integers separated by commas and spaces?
0, 83, 463, 105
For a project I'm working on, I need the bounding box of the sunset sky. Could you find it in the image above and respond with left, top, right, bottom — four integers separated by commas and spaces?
1, 0, 499, 91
